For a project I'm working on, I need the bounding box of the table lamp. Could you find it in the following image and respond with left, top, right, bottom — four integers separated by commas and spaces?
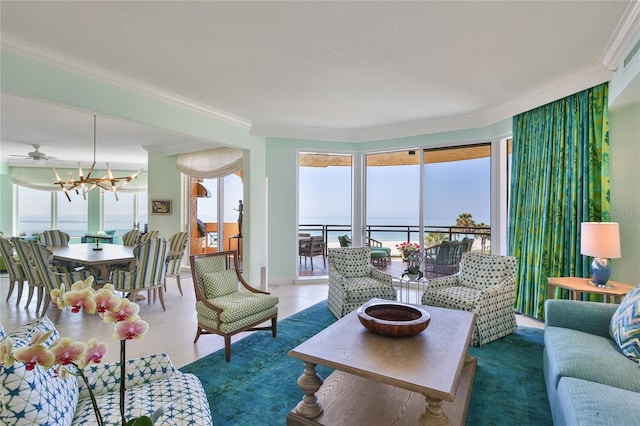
580, 222, 621, 287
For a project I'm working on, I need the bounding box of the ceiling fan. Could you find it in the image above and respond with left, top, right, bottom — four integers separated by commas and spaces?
10, 144, 55, 161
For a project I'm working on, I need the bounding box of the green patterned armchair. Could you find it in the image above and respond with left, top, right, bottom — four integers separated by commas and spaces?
189, 250, 279, 362
328, 247, 396, 318
422, 252, 517, 346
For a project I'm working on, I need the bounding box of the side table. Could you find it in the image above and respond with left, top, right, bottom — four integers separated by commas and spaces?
392, 276, 427, 304
547, 277, 636, 304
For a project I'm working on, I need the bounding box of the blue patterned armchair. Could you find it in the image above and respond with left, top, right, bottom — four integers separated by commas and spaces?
328, 247, 397, 318
422, 252, 518, 346
0, 316, 213, 425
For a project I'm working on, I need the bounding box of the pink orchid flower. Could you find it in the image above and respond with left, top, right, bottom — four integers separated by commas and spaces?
93, 286, 122, 314
78, 338, 108, 369
13, 344, 56, 371
63, 287, 98, 314
102, 298, 140, 323
50, 284, 67, 308
49, 337, 87, 366
0, 339, 15, 367
113, 319, 149, 341
70, 276, 95, 290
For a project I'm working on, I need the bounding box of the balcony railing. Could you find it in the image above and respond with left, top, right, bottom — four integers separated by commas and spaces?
299, 224, 491, 256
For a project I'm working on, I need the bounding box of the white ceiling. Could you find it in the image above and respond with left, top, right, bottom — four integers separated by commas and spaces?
0, 1, 637, 169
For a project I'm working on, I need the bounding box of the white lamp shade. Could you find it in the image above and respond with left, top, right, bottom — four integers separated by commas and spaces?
580, 222, 621, 259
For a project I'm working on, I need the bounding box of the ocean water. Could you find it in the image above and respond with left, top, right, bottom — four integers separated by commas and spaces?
17, 215, 137, 237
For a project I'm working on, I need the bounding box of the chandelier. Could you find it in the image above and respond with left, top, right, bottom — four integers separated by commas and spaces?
53, 115, 142, 201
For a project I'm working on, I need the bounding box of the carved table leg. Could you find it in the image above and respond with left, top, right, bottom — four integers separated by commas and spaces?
418, 395, 451, 426
294, 361, 324, 418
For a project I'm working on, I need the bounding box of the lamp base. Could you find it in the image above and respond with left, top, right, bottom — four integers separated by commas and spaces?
590, 257, 611, 286
588, 281, 613, 289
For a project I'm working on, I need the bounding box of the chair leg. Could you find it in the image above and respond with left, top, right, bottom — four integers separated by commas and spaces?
41, 293, 51, 318
194, 327, 202, 343
25, 285, 35, 307
176, 275, 183, 296
6, 279, 16, 301
35, 287, 44, 316
272, 317, 278, 337
16, 281, 25, 305
157, 287, 166, 311
224, 336, 232, 362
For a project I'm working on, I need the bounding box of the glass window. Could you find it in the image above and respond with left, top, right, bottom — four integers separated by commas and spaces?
423, 144, 491, 251
57, 191, 88, 237
104, 192, 135, 235
17, 187, 52, 236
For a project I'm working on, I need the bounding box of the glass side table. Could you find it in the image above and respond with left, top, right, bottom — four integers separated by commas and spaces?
393, 276, 428, 304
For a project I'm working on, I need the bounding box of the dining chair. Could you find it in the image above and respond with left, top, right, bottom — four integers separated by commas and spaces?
29, 241, 93, 317
164, 231, 189, 295
38, 230, 70, 247
121, 229, 140, 246
11, 237, 46, 313
139, 230, 160, 244
0, 237, 27, 304
298, 235, 326, 270
110, 238, 169, 311
189, 250, 278, 362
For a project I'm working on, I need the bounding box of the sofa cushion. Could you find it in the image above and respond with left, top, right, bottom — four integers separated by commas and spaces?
610, 284, 640, 362
1, 316, 79, 426
545, 326, 640, 393
201, 270, 238, 298
556, 377, 640, 426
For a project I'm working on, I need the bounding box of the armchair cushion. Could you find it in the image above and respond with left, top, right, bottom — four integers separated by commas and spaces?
197, 292, 279, 325
201, 270, 238, 298
609, 284, 640, 362
459, 252, 513, 290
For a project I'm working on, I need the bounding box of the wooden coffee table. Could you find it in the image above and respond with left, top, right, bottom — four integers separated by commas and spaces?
287, 299, 477, 425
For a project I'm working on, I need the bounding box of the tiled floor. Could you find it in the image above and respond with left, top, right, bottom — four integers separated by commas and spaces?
1, 270, 542, 369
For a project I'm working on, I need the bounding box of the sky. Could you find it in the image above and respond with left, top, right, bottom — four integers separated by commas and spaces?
299, 157, 491, 227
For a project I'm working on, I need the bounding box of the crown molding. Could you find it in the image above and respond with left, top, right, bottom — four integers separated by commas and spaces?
600, 0, 640, 70
1, 35, 252, 129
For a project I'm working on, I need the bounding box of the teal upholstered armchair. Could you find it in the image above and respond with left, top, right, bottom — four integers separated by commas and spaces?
190, 250, 279, 362
422, 252, 517, 346
328, 247, 396, 318
110, 238, 169, 310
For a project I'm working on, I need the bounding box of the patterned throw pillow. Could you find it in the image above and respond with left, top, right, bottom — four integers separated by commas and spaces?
201, 270, 239, 298
610, 284, 640, 363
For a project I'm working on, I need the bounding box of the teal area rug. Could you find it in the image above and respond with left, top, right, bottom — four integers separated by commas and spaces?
180, 301, 552, 425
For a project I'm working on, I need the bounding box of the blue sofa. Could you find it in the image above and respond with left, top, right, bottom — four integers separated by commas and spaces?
544, 299, 640, 425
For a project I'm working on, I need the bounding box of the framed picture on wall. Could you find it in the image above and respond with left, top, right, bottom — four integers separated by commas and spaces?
151, 199, 172, 215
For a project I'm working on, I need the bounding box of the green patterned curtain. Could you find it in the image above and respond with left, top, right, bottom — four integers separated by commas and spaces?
508, 83, 610, 319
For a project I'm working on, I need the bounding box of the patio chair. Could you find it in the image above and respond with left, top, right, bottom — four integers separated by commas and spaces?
190, 250, 279, 362
110, 238, 169, 311
338, 234, 390, 267
422, 252, 517, 346
328, 247, 397, 318
423, 239, 471, 277
299, 235, 326, 270
164, 231, 189, 295
38, 230, 70, 247
0, 237, 26, 304
29, 241, 92, 317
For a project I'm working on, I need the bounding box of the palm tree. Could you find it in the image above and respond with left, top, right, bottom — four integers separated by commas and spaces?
475, 221, 491, 253
455, 213, 475, 238
424, 232, 447, 247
